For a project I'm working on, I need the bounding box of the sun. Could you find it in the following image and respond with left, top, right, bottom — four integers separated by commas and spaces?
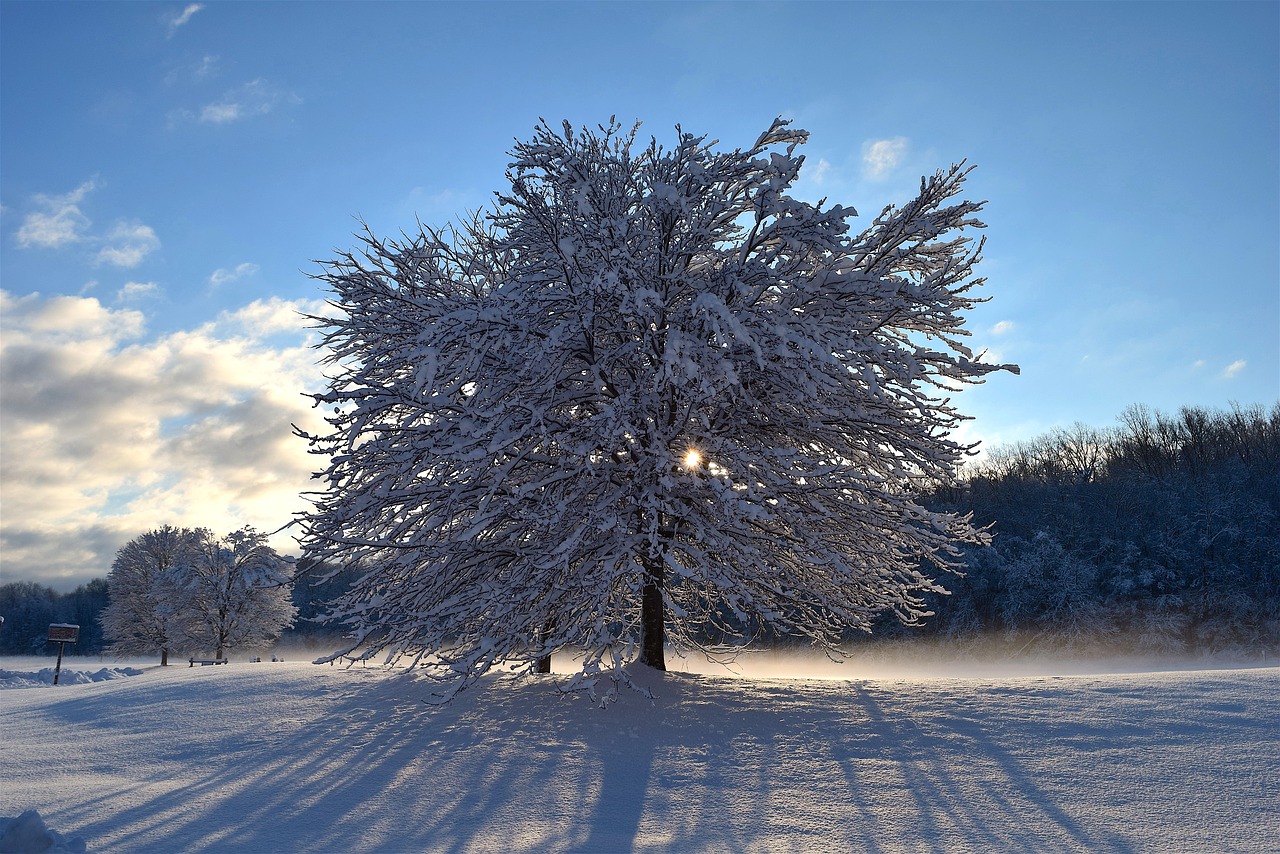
682, 448, 702, 469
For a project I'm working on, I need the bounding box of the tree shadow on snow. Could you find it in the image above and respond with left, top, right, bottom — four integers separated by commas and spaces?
842, 686, 1133, 853
43, 667, 1141, 852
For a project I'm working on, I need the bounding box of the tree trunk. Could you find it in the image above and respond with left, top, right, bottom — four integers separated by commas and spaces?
160, 648, 169, 667
535, 618, 553, 673
639, 553, 666, 670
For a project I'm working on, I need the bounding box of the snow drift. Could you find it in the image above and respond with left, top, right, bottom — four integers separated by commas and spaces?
0, 667, 143, 690
0, 810, 86, 854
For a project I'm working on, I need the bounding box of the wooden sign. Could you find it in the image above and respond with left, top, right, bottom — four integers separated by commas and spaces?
48, 624, 80, 685
48, 623, 80, 643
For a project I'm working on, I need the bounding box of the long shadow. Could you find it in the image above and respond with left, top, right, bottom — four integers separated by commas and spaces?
575, 721, 655, 852
46, 669, 802, 852
844, 683, 1134, 852
570, 673, 778, 852
40, 670, 595, 853
21, 666, 1271, 851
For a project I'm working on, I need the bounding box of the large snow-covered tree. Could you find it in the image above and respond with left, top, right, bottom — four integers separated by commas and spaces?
176, 527, 297, 660
101, 525, 199, 666
299, 118, 1016, 697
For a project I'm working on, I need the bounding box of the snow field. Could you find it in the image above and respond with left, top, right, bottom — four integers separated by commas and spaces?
2, 659, 1277, 853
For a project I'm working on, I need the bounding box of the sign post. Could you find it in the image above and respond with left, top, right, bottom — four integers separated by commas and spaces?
48, 624, 80, 685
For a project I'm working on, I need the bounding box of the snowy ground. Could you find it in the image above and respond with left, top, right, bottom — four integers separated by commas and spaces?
2, 652, 1277, 853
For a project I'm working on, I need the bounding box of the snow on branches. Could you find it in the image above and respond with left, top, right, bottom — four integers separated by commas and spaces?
298, 118, 1017, 699
102, 526, 296, 664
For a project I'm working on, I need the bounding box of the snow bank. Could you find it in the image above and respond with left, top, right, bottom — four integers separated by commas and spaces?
0, 810, 86, 854
0, 667, 143, 690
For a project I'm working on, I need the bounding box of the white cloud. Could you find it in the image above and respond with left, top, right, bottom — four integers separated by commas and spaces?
16, 180, 97, 248
196, 79, 300, 125
209, 262, 260, 287
1222, 359, 1246, 379
166, 3, 204, 38
2, 290, 146, 341
165, 53, 221, 86
117, 281, 160, 302
0, 290, 329, 589
989, 320, 1016, 336
16, 184, 160, 270
96, 222, 161, 268
809, 158, 832, 185
200, 102, 242, 124
194, 54, 219, 79
222, 296, 313, 338
861, 137, 909, 181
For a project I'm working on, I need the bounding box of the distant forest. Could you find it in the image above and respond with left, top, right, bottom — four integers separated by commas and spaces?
896, 402, 1280, 656
2, 403, 1276, 659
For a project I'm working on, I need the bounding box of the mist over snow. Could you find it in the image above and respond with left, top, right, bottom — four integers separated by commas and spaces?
2, 654, 1276, 852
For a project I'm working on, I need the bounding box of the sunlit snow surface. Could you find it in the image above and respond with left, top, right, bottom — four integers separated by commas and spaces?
2, 654, 1276, 852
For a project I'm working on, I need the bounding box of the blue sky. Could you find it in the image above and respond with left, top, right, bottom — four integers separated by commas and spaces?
2, 1, 1277, 589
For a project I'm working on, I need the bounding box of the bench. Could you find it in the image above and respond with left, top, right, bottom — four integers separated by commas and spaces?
189, 658, 228, 667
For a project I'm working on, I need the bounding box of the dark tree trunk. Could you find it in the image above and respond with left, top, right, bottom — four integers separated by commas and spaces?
160, 648, 169, 667
535, 616, 555, 673
215, 609, 228, 660
639, 553, 666, 670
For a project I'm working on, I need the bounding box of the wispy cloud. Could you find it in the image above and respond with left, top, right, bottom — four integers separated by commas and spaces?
188, 79, 301, 126
194, 54, 219, 79
791, 156, 845, 206
989, 320, 1017, 336
209, 262, 260, 287
200, 103, 242, 124
0, 290, 328, 588
862, 137, 909, 181
117, 281, 160, 302
16, 184, 161, 269
166, 3, 204, 38
1222, 359, 1246, 379
809, 158, 832, 185
16, 180, 97, 249
96, 222, 161, 268
166, 54, 220, 86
